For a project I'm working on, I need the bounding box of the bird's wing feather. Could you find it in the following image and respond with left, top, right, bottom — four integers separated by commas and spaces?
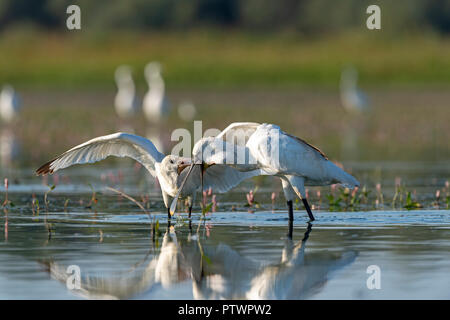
284, 133, 328, 160
203, 165, 262, 193
36, 132, 165, 177
216, 122, 261, 146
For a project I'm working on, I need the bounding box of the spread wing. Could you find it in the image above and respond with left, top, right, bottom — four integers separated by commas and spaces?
216, 122, 261, 146
36, 132, 165, 177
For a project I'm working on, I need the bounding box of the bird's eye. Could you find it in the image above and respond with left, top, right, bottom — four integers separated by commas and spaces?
170, 160, 174, 164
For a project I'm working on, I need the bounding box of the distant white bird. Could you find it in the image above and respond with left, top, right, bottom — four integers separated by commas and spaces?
174, 123, 360, 225
36, 132, 256, 218
0, 128, 19, 168
0, 85, 20, 123
177, 101, 197, 122
340, 66, 369, 114
114, 66, 139, 118
143, 62, 169, 123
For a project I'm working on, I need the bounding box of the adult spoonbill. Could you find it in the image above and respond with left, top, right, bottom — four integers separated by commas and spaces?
143, 62, 169, 123
0, 85, 20, 123
36, 132, 256, 219
172, 123, 359, 226
340, 66, 369, 114
114, 66, 139, 118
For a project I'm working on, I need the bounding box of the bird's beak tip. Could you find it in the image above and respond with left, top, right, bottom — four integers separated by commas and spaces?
177, 164, 190, 175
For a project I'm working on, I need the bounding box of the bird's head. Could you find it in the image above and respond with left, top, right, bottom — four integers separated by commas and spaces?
192, 137, 225, 166
160, 155, 192, 177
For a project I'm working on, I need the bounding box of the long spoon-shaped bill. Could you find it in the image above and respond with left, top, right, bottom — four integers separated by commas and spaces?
169, 163, 196, 216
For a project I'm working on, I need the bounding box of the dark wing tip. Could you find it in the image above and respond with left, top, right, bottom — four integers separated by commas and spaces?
36, 160, 55, 176
287, 133, 329, 160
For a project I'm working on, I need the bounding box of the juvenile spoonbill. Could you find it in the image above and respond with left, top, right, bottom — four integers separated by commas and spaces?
340, 66, 369, 114
36, 132, 256, 218
0, 85, 20, 123
143, 62, 169, 123
172, 122, 360, 227
114, 66, 139, 118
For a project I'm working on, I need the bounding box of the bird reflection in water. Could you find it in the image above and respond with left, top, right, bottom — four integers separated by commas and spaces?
40, 224, 357, 300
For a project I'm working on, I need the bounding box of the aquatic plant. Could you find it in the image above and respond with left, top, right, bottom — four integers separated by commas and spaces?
31, 193, 39, 215
44, 184, 55, 212
326, 193, 342, 211
404, 191, 422, 210
86, 184, 98, 209
201, 202, 213, 216
106, 187, 150, 217
2, 178, 14, 208
245, 189, 260, 209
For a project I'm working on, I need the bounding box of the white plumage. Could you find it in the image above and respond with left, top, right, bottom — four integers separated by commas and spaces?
143, 62, 169, 123
0, 85, 20, 123
114, 66, 139, 118
36, 132, 256, 214
177, 101, 197, 122
179, 122, 360, 222
340, 66, 369, 114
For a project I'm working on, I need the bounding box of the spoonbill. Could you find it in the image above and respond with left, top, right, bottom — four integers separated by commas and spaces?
172, 122, 360, 228
340, 66, 369, 114
114, 66, 139, 118
0, 85, 20, 123
143, 62, 169, 123
36, 132, 257, 219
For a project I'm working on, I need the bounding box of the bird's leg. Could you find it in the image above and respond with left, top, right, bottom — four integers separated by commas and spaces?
188, 205, 193, 230
200, 162, 204, 196
188, 206, 193, 219
167, 207, 172, 227
302, 198, 315, 222
284, 176, 315, 222
287, 200, 293, 239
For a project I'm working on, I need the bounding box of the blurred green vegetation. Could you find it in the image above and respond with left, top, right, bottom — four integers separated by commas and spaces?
0, 0, 449, 88
0, 31, 449, 88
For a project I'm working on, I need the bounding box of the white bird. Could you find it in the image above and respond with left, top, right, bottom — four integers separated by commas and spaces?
36, 132, 257, 218
174, 122, 360, 226
114, 66, 139, 118
340, 66, 369, 114
177, 101, 197, 122
0, 85, 20, 123
0, 128, 19, 168
143, 62, 169, 123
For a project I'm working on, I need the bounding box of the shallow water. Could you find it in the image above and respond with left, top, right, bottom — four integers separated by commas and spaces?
0, 164, 449, 299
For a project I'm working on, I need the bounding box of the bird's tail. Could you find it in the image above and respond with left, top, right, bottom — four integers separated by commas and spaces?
326, 161, 360, 189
